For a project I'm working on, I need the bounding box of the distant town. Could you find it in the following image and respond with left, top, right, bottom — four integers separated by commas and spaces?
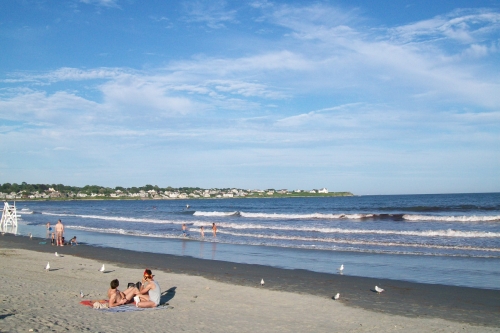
0, 182, 353, 200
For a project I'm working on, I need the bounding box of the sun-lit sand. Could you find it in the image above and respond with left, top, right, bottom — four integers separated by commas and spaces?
1, 246, 498, 333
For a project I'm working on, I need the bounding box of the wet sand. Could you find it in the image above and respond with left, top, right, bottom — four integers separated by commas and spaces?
1, 234, 499, 332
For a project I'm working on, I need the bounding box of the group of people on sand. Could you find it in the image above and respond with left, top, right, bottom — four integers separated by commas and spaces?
107, 269, 161, 308
182, 222, 217, 238
47, 220, 77, 246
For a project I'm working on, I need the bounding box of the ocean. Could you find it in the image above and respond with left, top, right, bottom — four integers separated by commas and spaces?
7, 193, 500, 290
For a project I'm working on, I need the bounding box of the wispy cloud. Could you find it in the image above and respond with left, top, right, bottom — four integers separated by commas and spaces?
80, 0, 120, 8
182, 0, 237, 29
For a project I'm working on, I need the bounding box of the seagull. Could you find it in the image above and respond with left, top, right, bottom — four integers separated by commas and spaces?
261, 279, 265, 286
45, 262, 50, 271
334, 293, 340, 300
186, 204, 190, 209
339, 264, 344, 273
29, 233, 32, 239
375, 286, 384, 293
99, 264, 105, 272
55, 252, 59, 257
80, 290, 84, 298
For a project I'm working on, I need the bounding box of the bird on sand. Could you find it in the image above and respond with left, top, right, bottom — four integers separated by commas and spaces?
339, 264, 344, 273
261, 279, 265, 286
29, 233, 32, 239
334, 293, 340, 300
45, 262, 50, 271
55, 252, 59, 257
99, 264, 105, 272
375, 286, 384, 293
80, 290, 84, 298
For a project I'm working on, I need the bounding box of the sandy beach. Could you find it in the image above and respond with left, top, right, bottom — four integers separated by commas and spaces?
1, 235, 499, 333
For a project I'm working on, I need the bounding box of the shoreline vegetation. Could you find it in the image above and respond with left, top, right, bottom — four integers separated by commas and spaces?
0, 182, 353, 201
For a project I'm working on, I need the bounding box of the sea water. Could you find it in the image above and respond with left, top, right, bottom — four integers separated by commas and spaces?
9, 193, 500, 290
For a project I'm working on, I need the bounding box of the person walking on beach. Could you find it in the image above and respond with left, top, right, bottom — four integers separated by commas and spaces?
200, 226, 204, 238
212, 223, 217, 237
55, 219, 64, 246
135, 269, 161, 308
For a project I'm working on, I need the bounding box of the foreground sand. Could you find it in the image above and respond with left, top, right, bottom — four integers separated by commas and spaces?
0, 247, 498, 333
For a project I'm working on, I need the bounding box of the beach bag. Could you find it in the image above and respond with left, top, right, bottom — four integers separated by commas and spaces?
127, 281, 142, 289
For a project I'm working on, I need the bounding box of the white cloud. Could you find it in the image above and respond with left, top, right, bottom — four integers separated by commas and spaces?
182, 0, 237, 29
80, 0, 119, 8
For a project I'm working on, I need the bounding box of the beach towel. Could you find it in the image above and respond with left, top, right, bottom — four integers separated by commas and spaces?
80, 300, 172, 312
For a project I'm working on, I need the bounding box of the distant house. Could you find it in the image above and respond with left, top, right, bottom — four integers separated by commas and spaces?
318, 188, 328, 193
309, 190, 316, 193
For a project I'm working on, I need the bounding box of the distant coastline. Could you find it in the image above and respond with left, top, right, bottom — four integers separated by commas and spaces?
1, 182, 353, 201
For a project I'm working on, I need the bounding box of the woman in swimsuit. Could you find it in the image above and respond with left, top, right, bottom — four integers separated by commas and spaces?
135, 269, 161, 308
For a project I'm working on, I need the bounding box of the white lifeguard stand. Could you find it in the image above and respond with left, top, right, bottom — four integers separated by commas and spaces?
1, 201, 18, 229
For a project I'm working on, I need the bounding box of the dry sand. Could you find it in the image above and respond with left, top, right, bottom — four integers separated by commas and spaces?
1, 247, 498, 333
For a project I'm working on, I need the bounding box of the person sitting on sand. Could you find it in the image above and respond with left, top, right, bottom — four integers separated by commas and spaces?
107, 279, 139, 308
135, 269, 161, 308
70, 236, 78, 245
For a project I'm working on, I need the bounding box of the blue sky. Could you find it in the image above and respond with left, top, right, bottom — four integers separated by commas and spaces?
1, 0, 499, 195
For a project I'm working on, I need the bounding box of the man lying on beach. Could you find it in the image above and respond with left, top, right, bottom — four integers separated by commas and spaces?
107, 279, 139, 308
134, 269, 161, 308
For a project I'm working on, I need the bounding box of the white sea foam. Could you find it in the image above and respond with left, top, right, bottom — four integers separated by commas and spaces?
42, 212, 500, 237
42, 212, 185, 225
193, 211, 239, 217
403, 214, 500, 222
66, 225, 500, 256
193, 221, 500, 238
218, 230, 500, 252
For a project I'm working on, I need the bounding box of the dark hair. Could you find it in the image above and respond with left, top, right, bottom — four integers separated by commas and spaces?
110, 279, 119, 289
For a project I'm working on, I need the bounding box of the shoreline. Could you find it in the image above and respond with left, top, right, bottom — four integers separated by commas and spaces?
1, 233, 499, 328
4, 193, 355, 202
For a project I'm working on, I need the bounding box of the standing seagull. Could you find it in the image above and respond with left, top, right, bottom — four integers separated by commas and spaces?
339, 264, 344, 273
261, 279, 265, 286
186, 204, 190, 209
334, 293, 340, 300
80, 290, 84, 298
45, 262, 50, 271
99, 264, 105, 272
55, 252, 59, 257
375, 286, 384, 293
29, 233, 32, 239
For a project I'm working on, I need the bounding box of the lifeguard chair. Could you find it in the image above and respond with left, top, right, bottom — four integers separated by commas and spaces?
1, 201, 18, 229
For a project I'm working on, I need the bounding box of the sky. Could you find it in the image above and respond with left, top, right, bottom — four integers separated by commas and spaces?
0, 0, 499, 195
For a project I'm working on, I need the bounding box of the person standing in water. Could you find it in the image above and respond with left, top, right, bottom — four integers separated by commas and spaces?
55, 219, 64, 246
200, 226, 204, 238
212, 223, 217, 237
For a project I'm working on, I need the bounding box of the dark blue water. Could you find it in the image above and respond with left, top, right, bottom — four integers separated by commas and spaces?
6, 193, 500, 290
